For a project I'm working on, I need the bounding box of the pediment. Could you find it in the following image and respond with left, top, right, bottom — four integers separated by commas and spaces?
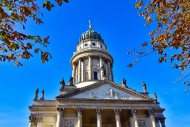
71, 84, 143, 100
57, 81, 153, 101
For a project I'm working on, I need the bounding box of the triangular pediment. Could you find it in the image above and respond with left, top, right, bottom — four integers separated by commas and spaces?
57, 80, 153, 101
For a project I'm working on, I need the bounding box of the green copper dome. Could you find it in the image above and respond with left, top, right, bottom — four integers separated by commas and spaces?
79, 29, 104, 43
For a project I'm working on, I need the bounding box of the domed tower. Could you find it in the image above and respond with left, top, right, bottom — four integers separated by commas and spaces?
70, 21, 114, 88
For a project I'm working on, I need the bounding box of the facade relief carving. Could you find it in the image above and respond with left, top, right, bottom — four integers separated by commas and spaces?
105, 88, 119, 99
71, 85, 141, 100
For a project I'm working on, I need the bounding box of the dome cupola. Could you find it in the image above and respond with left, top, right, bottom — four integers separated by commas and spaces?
79, 29, 104, 43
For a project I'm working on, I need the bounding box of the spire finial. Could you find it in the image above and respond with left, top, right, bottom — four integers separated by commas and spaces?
88, 20, 92, 30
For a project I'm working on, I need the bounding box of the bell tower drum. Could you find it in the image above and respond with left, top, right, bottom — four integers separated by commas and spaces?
70, 22, 114, 88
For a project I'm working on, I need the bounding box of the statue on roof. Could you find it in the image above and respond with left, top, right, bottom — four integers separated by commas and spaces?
154, 92, 157, 102
67, 76, 74, 86
142, 81, 147, 93
122, 78, 128, 88
60, 78, 65, 91
34, 88, 39, 100
40, 89, 45, 100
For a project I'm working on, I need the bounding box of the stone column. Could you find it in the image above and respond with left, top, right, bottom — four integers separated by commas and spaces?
160, 117, 166, 127
99, 57, 103, 80
78, 59, 81, 82
77, 108, 83, 127
96, 109, 102, 127
72, 64, 76, 83
56, 108, 64, 127
89, 56, 92, 80
149, 110, 156, 127
111, 64, 114, 81
155, 118, 160, 127
114, 109, 121, 127
107, 61, 111, 80
105, 62, 108, 79
81, 60, 84, 82
131, 110, 139, 127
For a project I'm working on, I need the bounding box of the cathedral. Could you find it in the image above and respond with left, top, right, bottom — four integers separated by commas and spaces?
28, 22, 166, 127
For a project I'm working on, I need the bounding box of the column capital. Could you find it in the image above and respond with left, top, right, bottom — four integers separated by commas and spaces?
77, 108, 83, 115
57, 107, 64, 113
155, 117, 159, 121
96, 108, 102, 115
160, 117, 166, 122
114, 108, 121, 115
99, 56, 103, 59
149, 109, 155, 115
29, 115, 42, 123
131, 109, 137, 115
88, 55, 93, 57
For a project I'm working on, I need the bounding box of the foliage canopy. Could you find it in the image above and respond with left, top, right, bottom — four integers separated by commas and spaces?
128, 0, 190, 89
0, 0, 68, 66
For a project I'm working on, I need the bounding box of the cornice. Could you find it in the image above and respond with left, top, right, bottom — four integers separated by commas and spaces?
70, 48, 113, 64
29, 106, 56, 111
57, 98, 154, 104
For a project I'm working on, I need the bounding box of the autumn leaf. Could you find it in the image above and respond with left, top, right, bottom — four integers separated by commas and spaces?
43, 1, 54, 11
9, 42, 14, 50
135, 2, 142, 9
8, 54, 14, 61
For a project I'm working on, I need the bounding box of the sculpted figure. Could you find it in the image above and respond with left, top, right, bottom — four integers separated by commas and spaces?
142, 81, 147, 93
34, 88, 39, 100
67, 76, 74, 86
60, 78, 65, 91
122, 78, 127, 87
154, 92, 157, 102
40, 89, 45, 100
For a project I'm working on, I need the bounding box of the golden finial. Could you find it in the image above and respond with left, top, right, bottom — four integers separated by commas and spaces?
88, 20, 92, 30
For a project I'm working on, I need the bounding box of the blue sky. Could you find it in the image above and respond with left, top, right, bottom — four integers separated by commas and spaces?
0, 0, 190, 127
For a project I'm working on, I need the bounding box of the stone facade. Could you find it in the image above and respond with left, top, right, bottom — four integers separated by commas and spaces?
28, 24, 166, 127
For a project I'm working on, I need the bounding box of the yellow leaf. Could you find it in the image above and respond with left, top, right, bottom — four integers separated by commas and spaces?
135, 3, 141, 9
9, 42, 14, 49
8, 54, 14, 60
18, 54, 22, 59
